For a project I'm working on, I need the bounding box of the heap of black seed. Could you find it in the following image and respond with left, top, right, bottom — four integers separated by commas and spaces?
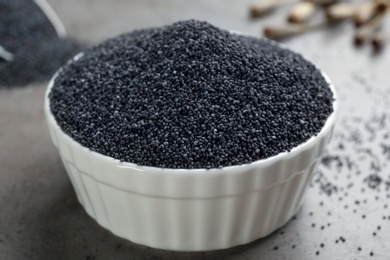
50, 20, 334, 169
0, 0, 84, 87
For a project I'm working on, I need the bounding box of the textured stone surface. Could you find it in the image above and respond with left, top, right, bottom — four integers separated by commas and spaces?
1, 0, 390, 259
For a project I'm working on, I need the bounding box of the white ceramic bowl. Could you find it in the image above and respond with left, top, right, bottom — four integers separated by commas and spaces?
45, 47, 338, 251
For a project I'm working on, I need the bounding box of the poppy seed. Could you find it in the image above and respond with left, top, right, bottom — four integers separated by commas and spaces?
49, 20, 334, 169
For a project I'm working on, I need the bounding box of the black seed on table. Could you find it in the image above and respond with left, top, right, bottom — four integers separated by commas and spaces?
358, 247, 362, 251
49, 20, 334, 169
370, 251, 374, 256
292, 245, 296, 249
316, 251, 320, 255
320, 243, 324, 248
312, 223, 316, 228
273, 246, 279, 251
373, 232, 376, 236
365, 174, 382, 190
378, 226, 381, 230
362, 215, 366, 219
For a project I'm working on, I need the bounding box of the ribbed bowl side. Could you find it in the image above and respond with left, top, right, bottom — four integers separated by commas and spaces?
48, 114, 333, 251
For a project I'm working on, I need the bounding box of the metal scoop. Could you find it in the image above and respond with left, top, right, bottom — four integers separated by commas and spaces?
0, 46, 14, 62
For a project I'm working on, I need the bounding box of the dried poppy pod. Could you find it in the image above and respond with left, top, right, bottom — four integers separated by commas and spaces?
288, 2, 317, 23
326, 3, 357, 21
354, 10, 388, 45
263, 21, 325, 40
353, 1, 376, 27
249, 0, 285, 18
306, 0, 337, 6
353, 0, 388, 27
263, 24, 308, 39
371, 33, 389, 50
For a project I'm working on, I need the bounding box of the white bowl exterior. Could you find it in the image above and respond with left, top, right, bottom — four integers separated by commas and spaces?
45, 50, 337, 251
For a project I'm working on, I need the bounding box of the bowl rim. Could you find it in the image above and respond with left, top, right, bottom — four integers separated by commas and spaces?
44, 38, 338, 175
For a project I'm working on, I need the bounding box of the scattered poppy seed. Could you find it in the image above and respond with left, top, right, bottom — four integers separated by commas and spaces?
320, 243, 324, 248
273, 246, 279, 251
49, 20, 334, 169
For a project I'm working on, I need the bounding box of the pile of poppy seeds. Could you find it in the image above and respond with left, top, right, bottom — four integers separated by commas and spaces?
49, 20, 334, 169
0, 0, 83, 87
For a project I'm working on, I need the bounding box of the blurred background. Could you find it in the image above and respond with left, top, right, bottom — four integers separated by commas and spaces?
1, 0, 390, 259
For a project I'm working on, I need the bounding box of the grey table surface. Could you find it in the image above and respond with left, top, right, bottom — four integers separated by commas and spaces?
1, 0, 390, 259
